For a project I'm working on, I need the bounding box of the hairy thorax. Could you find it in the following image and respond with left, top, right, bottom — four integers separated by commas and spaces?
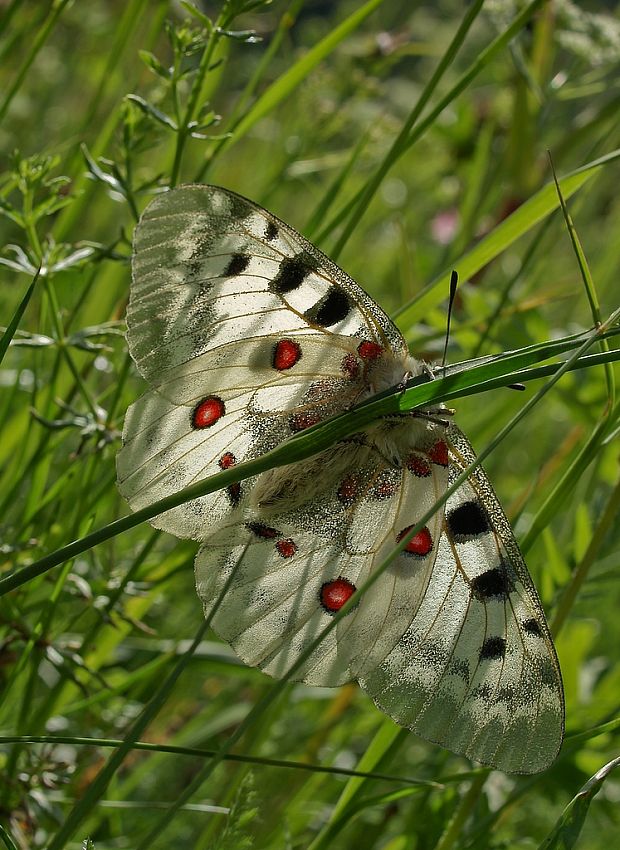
252, 349, 447, 514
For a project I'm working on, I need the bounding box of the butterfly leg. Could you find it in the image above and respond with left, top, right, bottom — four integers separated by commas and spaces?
410, 363, 455, 427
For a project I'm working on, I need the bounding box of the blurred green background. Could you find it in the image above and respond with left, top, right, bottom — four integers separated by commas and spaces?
1, 1, 619, 848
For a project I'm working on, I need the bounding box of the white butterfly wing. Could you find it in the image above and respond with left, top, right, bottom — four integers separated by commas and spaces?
194, 438, 449, 686
127, 184, 407, 389
359, 426, 564, 773
117, 184, 408, 538
117, 335, 365, 538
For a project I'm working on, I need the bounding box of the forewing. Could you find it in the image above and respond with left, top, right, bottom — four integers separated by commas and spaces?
118, 184, 408, 537
359, 426, 564, 773
128, 183, 408, 392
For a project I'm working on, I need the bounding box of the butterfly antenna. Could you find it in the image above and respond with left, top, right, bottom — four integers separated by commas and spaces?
441, 270, 459, 377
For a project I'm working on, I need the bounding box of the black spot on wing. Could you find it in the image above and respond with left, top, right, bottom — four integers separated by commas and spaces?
480, 636, 506, 660
523, 618, 543, 637
270, 253, 316, 294
447, 500, 490, 542
227, 483, 241, 507
304, 286, 351, 327
265, 220, 278, 240
246, 522, 280, 539
227, 194, 254, 221
224, 253, 250, 276
471, 560, 514, 601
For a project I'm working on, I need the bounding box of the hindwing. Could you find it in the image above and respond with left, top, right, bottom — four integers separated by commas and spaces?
359, 426, 564, 773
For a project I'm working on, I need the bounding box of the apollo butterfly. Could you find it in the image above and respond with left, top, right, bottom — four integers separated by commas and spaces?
117, 185, 564, 773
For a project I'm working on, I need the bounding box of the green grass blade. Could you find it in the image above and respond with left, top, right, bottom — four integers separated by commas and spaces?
212, 0, 388, 159
304, 125, 373, 240
548, 152, 616, 411
2, 318, 618, 599
536, 757, 620, 850
0, 270, 39, 365
0, 824, 19, 850
394, 149, 620, 327
519, 161, 620, 559
0, 734, 436, 788
550, 462, 620, 637
328, 0, 486, 259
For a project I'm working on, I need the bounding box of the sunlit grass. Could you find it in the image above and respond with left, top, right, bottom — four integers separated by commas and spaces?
1, 1, 620, 848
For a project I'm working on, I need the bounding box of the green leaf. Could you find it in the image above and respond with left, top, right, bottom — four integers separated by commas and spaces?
125, 94, 177, 130
537, 756, 620, 849
0, 269, 39, 366
179, 0, 212, 27
216, 28, 261, 43
81, 143, 125, 192
138, 49, 171, 79
0, 824, 19, 850
394, 149, 620, 328
217, 0, 387, 155
0, 197, 24, 226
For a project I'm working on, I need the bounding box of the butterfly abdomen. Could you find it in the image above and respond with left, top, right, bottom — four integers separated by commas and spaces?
251, 444, 373, 514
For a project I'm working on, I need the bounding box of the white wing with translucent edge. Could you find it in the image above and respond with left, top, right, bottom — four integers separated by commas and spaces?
117, 184, 408, 538
128, 184, 407, 390
359, 426, 564, 774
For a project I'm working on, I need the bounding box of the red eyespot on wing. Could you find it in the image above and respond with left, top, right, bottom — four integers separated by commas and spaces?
320, 577, 356, 613
337, 474, 359, 506
247, 522, 279, 539
357, 340, 384, 361
276, 539, 297, 558
397, 525, 434, 557
341, 353, 359, 379
218, 451, 236, 469
289, 412, 321, 432
428, 440, 449, 467
192, 396, 225, 429
406, 454, 432, 477
273, 339, 302, 371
